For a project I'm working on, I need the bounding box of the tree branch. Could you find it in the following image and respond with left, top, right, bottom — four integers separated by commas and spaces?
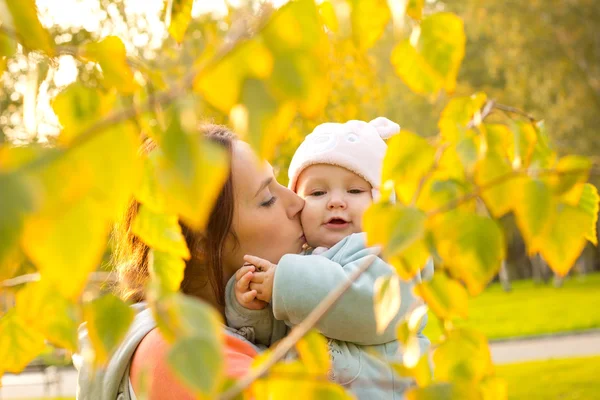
494, 103, 536, 122
220, 252, 380, 400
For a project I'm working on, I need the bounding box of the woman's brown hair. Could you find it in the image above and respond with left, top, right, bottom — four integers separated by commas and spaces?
112, 124, 237, 304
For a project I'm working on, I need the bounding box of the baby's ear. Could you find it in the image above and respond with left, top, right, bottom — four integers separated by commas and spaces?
368, 117, 400, 139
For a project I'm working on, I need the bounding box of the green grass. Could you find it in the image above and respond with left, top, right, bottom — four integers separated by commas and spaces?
423, 273, 600, 342
497, 356, 600, 400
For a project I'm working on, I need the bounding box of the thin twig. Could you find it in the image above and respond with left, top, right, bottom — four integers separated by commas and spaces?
1, 271, 115, 288
219, 252, 380, 400
494, 103, 536, 122
466, 99, 496, 129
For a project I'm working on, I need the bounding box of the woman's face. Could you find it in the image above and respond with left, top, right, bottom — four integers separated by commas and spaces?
222, 141, 305, 281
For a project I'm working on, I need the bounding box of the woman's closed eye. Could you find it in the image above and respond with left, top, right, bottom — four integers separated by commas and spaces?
260, 196, 277, 207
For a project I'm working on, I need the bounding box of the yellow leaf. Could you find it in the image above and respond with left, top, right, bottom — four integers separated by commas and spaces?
538, 204, 591, 276
318, 1, 339, 33
149, 249, 186, 294
382, 130, 436, 205
406, 0, 425, 21
513, 179, 554, 254
392, 13, 465, 96
0, 29, 17, 57
0, 310, 46, 373
3, 0, 54, 56
474, 152, 519, 218
350, 0, 391, 50
388, 239, 431, 281
482, 124, 512, 160
132, 205, 190, 259
391, 355, 432, 387
415, 274, 468, 320
432, 212, 504, 295
52, 82, 116, 145
83, 36, 137, 93
576, 183, 599, 245
83, 294, 134, 366
296, 330, 330, 376
154, 113, 229, 229
548, 155, 591, 195
479, 377, 508, 400
135, 154, 169, 213
166, 0, 193, 44
508, 121, 537, 169
374, 275, 402, 333
15, 281, 79, 351
364, 203, 429, 280
433, 328, 493, 383
439, 93, 487, 143
21, 197, 109, 299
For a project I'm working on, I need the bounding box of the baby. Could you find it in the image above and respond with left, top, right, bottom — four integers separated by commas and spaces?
225, 118, 433, 399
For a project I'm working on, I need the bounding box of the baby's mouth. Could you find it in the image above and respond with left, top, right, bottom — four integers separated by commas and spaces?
325, 217, 350, 229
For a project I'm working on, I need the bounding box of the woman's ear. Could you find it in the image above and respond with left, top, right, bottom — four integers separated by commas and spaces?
369, 117, 400, 139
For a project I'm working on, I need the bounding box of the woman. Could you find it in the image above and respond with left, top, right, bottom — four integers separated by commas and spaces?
75, 124, 305, 400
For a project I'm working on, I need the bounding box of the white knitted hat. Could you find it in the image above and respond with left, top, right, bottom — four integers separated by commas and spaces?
288, 117, 400, 196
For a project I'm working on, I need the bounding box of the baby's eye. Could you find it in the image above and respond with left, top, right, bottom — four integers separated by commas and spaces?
348, 189, 365, 194
311, 190, 326, 197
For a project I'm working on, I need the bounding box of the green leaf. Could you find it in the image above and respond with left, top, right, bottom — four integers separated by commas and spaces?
166, 0, 193, 44
52, 82, 116, 145
154, 109, 229, 229
406, 0, 425, 21
576, 183, 599, 245
433, 328, 493, 383
149, 249, 186, 294
15, 281, 79, 351
350, 0, 391, 50
83, 36, 137, 93
508, 121, 537, 169
132, 205, 190, 259
233, 79, 297, 160
432, 212, 505, 295
83, 293, 134, 366
438, 93, 487, 142
0, 30, 17, 57
374, 275, 402, 334
382, 130, 436, 205
0, 172, 37, 279
296, 330, 330, 376
0, 309, 46, 374
364, 203, 429, 279
21, 197, 109, 299
474, 152, 518, 218
415, 273, 468, 320
514, 179, 554, 254
538, 204, 591, 277
391, 13, 465, 96
151, 292, 224, 343
167, 335, 224, 397
548, 155, 591, 195
2, 0, 54, 56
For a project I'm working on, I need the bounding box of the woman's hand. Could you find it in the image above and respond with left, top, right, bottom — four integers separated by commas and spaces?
244, 255, 278, 304
234, 263, 268, 310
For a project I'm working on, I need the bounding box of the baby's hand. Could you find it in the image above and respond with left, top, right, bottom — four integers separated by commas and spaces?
244, 255, 277, 304
234, 263, 268, 310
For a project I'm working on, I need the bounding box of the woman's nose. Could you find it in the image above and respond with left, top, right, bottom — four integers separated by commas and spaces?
283, 187, 305, 219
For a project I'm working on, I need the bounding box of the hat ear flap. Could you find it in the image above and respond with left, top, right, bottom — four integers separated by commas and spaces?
368, 117, 400, 139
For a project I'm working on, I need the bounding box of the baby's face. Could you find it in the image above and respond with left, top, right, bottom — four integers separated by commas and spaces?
296, 164, 373, 248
